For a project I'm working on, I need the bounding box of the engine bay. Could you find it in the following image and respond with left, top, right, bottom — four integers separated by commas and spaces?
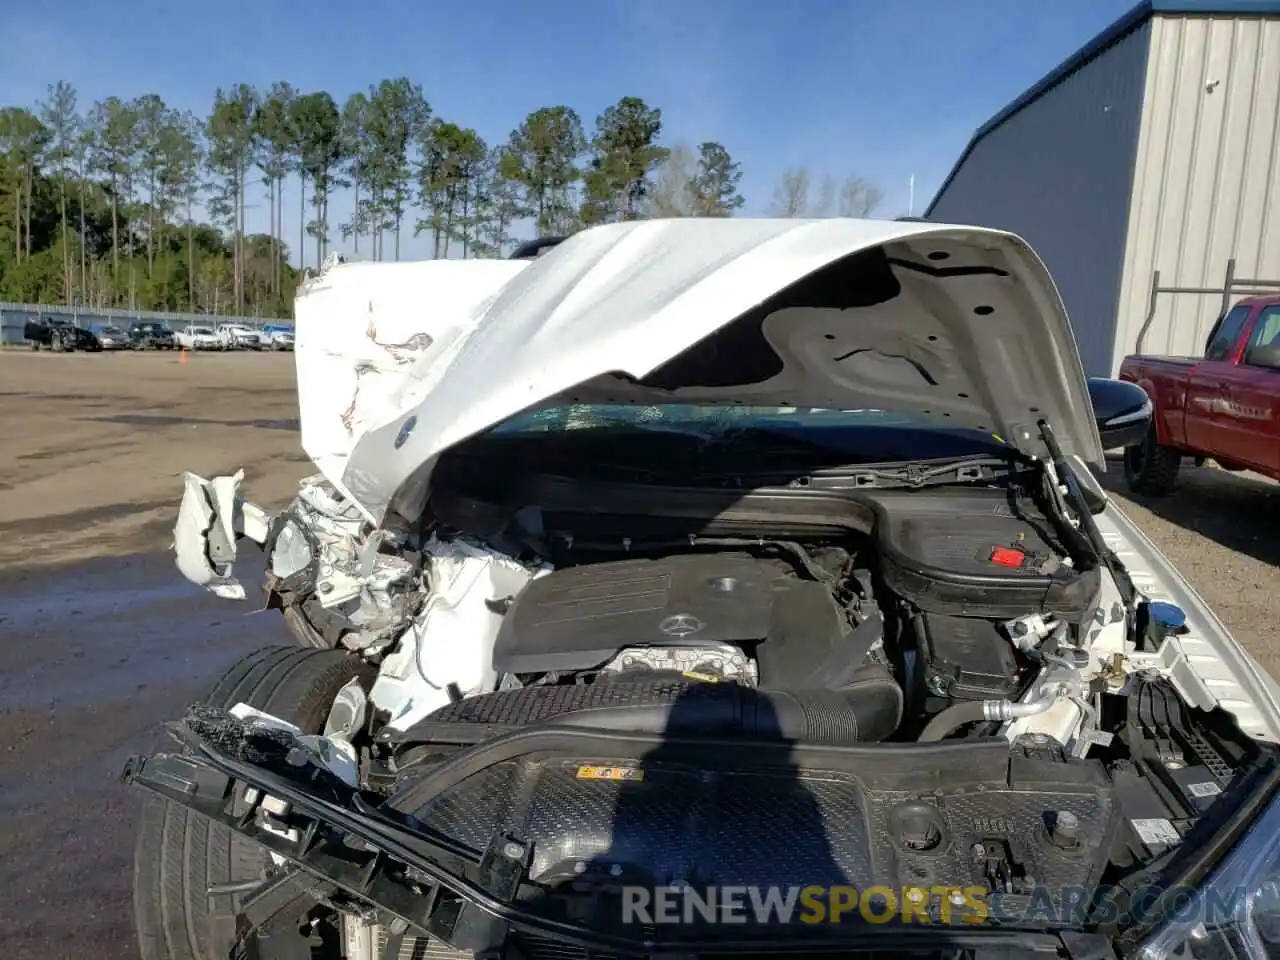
261, 452, 1190, 756
133, 452, 1280, 957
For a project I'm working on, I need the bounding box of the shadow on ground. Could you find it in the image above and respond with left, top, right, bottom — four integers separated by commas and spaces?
1097, 456, 1280, 568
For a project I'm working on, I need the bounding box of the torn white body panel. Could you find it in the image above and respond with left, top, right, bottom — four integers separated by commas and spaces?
367, 536, 549, 732
173, 471, 272, 600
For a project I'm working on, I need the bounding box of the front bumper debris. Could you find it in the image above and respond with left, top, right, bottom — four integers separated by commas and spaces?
173, 470, 272, 599
122, 716, 506, 951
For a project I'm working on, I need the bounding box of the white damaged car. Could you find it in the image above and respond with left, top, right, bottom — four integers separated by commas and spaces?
128, 219, 1280, 960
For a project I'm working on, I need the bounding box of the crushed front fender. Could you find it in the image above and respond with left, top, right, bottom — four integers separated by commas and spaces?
174, 469, 273, 600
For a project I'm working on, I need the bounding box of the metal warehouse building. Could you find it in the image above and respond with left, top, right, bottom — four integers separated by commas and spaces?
927, 0, 1280, 377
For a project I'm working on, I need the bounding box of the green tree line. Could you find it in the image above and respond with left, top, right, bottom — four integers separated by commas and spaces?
0, 80, 881, 319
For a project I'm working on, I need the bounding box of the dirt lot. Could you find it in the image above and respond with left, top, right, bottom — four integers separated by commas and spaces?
0, 349, 1276, 959
1, 350, 311, 570
0, 351, 304, 960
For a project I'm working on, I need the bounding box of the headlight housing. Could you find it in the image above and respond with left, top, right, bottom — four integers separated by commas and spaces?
1139, 788, 1280, 958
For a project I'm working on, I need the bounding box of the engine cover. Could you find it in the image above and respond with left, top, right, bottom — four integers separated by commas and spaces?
492, 553, 832, 676
387, 739, 1113, 908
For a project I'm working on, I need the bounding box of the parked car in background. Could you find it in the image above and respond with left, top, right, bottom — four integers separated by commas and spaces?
90, 323, 131, 349
261, 323, 295, 350
23, 317, 101, 352
216, 323, 264, 350
128, 321, 176, 350
175, 325, 221, 350
1119, 294, 1280, 493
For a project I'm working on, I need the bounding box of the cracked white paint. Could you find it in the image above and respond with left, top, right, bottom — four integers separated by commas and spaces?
292, 257, 530, 508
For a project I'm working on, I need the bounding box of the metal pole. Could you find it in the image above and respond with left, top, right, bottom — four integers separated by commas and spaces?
1135, 269, 1162, 354
1220, 257, 1236, 319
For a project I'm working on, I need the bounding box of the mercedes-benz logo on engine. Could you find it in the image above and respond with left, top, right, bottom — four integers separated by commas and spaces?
659, 613, 705, 638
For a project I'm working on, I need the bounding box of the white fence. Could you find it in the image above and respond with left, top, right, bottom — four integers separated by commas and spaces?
0, 302, 280, 345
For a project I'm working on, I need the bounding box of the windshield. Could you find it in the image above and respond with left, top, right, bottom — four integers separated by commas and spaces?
494, 403, 995, 439
193, 327, 213, 335
486, 403, 1008, 463
100, 326, 124, 335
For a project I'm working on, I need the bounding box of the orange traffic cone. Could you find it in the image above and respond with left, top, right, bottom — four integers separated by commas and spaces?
179, 349, 188, 365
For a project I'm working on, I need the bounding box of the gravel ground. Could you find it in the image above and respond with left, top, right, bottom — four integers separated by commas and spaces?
0, 350, 1274, 958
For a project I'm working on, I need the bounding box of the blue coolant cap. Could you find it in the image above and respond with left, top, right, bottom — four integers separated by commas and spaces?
1147, 600, 1187, 632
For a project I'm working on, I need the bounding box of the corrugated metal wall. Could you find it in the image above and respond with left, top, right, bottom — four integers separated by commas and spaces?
1114, 15, 1280, 368
928, 23, 1151, 378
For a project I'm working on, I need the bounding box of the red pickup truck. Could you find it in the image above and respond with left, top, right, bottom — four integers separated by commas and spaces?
1118, 295, 1280, 494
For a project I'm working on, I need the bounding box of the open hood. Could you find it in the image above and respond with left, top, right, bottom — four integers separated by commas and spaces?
293, 219, 1102, 526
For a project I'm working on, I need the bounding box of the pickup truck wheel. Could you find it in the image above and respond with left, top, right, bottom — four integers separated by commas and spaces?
133, 646, 371, 960
1124, 424, 1181, 495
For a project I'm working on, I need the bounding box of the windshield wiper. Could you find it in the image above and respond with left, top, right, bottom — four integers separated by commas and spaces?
679, 455, 1021, 490
834, 455, 1021, 489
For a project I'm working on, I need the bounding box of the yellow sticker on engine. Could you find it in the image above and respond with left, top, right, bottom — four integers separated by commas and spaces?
576, 765, 644, 782
682, 670, 721, 683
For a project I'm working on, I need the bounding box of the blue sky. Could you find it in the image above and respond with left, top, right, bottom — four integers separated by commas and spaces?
1, 0, 1137, 262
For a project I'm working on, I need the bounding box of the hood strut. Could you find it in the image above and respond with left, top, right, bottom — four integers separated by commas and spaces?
1038, 418, 1136, 611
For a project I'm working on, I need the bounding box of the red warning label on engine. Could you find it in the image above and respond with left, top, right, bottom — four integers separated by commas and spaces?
989, 546, 1026, 568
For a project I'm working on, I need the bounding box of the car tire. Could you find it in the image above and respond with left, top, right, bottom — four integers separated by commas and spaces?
133, 646, 371, 960
1123, 422, 1181, 495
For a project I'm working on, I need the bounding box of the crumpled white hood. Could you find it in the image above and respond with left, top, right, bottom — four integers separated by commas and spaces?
293, 257, 530, 497
293, 218, 1102, 527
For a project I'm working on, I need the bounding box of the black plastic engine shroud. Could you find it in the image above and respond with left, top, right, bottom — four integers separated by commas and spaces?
387, 732, 1115, 908
492, 552, 857, 685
